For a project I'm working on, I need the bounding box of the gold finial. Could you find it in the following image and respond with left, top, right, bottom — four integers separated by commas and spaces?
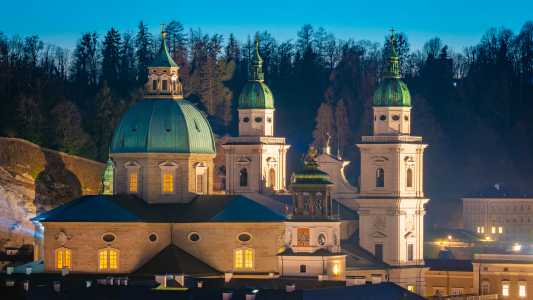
108, 147, 111, 159
308, 144, 315, 159
253, 33, 259, 47
161, 21, 167, 39
389, 27, 395, 42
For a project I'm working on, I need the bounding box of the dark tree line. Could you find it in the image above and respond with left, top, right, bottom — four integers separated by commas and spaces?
1, 21, 533, 212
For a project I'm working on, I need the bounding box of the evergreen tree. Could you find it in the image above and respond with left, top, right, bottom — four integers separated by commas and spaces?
312, 102, 334, 154
334, 99, 349, 156
135, 21, 152, 86
101, 28, 121, 89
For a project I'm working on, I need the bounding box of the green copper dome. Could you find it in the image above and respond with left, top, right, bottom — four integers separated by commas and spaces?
238, 46, 274, 109
111, 99, 216, 154
294, 159, 332, 185
374, 35, 411, 107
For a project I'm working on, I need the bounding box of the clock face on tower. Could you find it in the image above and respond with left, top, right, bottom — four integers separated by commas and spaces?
405, 215, 415, 231
297, 228, 310, 247
373, 215, 386, 231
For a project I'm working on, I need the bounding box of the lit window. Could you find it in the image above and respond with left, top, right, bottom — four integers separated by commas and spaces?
520, 285, 526, 297
499, 227, 503, 233
477, 227, 480, 233
503, 284, 509, 296
99, 249, 118, 270
129, 173, 138, 193
244, 250, 253, 268
163, 173, 173, 192
333, 263, 340, 278
481, 227, 484, 233
492, 227, 496, 233
407, 285, 414, 292
56, 249, 71, 269
235, 250, 243, 269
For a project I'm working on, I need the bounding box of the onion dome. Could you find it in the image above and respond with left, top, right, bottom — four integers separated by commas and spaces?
110, 99, 216, 154
238, 36, 274, 109
373, 33, 411, 107
293, 147, 332, 185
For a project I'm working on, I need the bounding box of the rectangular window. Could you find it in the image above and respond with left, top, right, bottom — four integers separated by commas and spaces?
513, 228, 517, 233
506, 227, 509, 233
407, 286, 414, 292
483, 267, 488, 271
129, 173, 138, 193
507, 216, 510, 222
163, 173, 173, 193
504, 267, 509, 272
481, 227, 484, 233
152, 80, 157, 90
514, 205, 517, 210
482, 284, 489, 295
244, 250, 253, 268
492, 205, 495, 210
482, 205, 484, 210
477, 227, 480, 233
491, 216, 495, 222
407, 244, 413, 261
57, 250, 63, 269
492, 227, 496, 233
300, 265, 307, 273
529, 217, 531, 222
514, 216, 517, 222
100, 251, 107, 269
507, 205, 510, 210
235, 250, 243, 269
64, 250, 70, 268
503, 284, 509, 296
521, 205, 524, 210
196, 174, 203, 194
499, 227, 503, 233
500, 205, 503, 210
162, 80, 168, 90
529, 205, 531, 211
521, 227, 524, 233
520, 285, 526, 297
521, 216, 524, 222
375, 244, 383, 261
109, 250, 117, 269
499, 216, 503, 222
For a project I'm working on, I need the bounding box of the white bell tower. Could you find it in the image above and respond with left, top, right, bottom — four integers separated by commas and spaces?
354, 31, 429, 295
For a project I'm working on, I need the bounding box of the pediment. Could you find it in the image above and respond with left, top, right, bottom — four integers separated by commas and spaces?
404, 231, 417, 238
370, 156, 388, 163
369, 231, 387, 238
236, 157, 251, 163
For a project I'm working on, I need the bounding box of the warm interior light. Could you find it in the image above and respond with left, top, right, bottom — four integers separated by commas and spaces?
486, 237, 490, 240
514, 244, 521, 251
448, 236, 452, 239
333, 263, 340, 278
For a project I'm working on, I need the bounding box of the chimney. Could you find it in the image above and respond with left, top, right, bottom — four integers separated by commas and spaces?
345, 276, 356, 286
62, 267, 67, 276
286, 283, 295, 293
246, 293, 256, 300
371, 274, 382, 284
318, 273, 325, 282
54, 281, 61, 292
197, 281, 203, 288
225, 270, 233, 283
5, 279, 15, 287
268, 271, 275, 279
356, 276, 366, 285
23, 280, 29, 291
162, 275, 168, 288
222, 291, 233, 300
175, 273, 185, 286
6, 264, 13, 275
123, 277, 128, 286
86, 281, 92, 288
155, 274, 165, 285
107, 277, 114, 285
26, 266, 32, 275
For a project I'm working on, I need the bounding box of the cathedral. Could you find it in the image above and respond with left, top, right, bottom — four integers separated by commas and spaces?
31, 27, 430, 296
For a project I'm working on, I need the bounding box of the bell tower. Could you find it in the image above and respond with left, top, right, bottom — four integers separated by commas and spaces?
354, 29, 429, 295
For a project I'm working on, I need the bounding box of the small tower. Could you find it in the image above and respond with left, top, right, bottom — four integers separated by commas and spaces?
223, 34, 290, 195
355, 29, 429, 295
278, 147, 346, 280
101, 156, 114, 195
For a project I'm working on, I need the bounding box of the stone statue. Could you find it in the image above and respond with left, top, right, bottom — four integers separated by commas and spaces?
326, 132, 331, 147
290, 173, 296, 184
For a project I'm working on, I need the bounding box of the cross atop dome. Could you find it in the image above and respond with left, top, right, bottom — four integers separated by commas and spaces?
161, 21, 167, 39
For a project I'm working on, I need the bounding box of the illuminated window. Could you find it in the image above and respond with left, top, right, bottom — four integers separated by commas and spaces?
376, 168, 384, 187
163, 173, 173, 193
499, 227, 503, 233
503, 284, 509, 296
520, 285, 526, 297
99, 249, 119, 270
406, 168, 413, 188
477, 227, 480, 233
129, 173, 137, 192
481, 227, 484, 233
492, 227, 496, 233
407, 286, 414, 292
333, 263, 340, 278
244, 250, 253, 268
56, 249, 71, 269
235, 250, 243, 269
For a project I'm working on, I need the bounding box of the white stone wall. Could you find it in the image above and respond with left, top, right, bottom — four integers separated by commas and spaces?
238, 109, 275, 137
373, 106, 411, 136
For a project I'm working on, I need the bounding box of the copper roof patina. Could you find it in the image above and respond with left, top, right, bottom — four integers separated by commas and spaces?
238, 37, 274, 109
149, 39, 178, 68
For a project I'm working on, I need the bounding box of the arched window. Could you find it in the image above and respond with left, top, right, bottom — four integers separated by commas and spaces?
406, 168, 413, 188
269, 168, 276, 188
98, 248, 119, 270
240, 168, 248, 187
234, 247, 254, 270
376, 168, 384, 187
56, 248, 71, 269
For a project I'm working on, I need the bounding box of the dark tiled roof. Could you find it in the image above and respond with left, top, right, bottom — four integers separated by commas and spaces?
199, 276, 346, 290
34, 194, 285, 223
276, 248, 344, 257
425, 259, 473, 272
465, 183, 531, 198
132, 244, 220, 276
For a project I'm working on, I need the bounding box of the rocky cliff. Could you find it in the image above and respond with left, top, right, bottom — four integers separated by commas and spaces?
0, 138, 105, 253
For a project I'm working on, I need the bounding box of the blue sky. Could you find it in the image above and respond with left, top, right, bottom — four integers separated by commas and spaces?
1, 0, 532, 52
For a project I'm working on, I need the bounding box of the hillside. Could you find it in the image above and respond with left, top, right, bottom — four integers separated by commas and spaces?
0, 138, 105, 253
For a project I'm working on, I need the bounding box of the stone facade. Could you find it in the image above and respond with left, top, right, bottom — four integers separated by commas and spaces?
315, 146, 358, 200
425, 269, 474, 296
111, 153, 215, 203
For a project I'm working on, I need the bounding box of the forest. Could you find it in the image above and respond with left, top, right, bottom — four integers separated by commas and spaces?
1, 20, 533, 226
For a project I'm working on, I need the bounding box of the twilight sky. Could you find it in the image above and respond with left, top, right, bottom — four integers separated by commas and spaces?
1, 0, 532, 52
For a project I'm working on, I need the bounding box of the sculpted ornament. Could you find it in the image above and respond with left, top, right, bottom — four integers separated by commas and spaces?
277, 231, 285, 243
55, 231, 73, 246
405, 215, 415, 231
373, 215, 386, 231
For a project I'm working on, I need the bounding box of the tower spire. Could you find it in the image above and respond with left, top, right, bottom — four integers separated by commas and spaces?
384, 27, 400, 79
160, 21, 167, 39
249, 32, 264, 82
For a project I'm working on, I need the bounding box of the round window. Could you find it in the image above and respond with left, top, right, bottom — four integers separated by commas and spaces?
318, 233, 326, 246
102, 234, 115, 243
238, 233, 251, 242
189, 233, 200, 242
149, 233, 158, 243
267, 117, 272, 123
404, 115, 409, 121
255, 117, 262, 123
379, 115, 386, 121
392, 115, 400, 121
243, 117, 250, 123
